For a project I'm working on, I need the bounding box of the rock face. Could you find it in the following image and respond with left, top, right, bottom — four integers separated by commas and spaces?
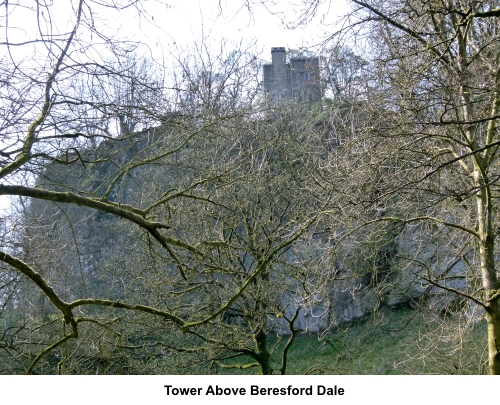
328, 279, 378, 324
275, 278, 378, 333
280, 220, 478, 332
26, 123, 474, 336
20, 112, 369, 341
26, 129, 170, 300
386, 223, 471, 311
27, 127, 382, 334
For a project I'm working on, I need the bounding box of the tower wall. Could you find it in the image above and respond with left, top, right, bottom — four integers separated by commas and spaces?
263, 47, 322, 103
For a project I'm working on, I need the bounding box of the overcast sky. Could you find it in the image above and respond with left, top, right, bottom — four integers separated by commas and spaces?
134, 0, 350, 60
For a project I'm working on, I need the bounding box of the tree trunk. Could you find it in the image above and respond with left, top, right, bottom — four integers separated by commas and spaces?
254, 329, 272, 375
485, 303, 500, 374
475, 169, 500, 374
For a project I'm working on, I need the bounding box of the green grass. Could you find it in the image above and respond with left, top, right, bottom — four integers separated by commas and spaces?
275, 308, 423, 374
7, 306, 483, 374
218, 307, 488, 375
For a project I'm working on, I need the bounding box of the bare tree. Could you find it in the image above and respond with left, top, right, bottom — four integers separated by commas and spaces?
0, 0, 334, 374
271, 0, 500, 374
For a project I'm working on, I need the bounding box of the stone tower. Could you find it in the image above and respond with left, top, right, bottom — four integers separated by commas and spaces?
262, 47, 322, 103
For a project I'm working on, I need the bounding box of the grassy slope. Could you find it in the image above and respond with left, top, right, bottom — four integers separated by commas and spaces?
218, 307, 487, 375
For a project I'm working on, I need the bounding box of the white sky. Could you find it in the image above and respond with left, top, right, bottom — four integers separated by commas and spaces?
2, 0, 350, 65
132, 0, 350, 60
